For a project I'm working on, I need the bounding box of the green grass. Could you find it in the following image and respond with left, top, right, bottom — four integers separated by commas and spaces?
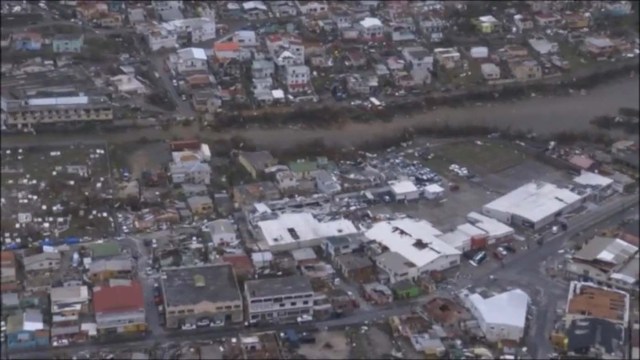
436, 140, 525, 175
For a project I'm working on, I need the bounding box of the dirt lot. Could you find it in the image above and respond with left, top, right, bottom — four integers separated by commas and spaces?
348, 326, 394, 359
297, 331, 350, 360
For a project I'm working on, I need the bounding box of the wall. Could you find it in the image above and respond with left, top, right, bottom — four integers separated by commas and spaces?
165, 299, 243, 328
96, 309, 146, 330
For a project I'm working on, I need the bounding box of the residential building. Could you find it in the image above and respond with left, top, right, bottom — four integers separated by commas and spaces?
1, 95, 113, 129
161, 265, 243, 329
275, 170, 299, 191
583, 37, 616, 58
433, 48, 461, 69
89, 259, 134, 283
5, 310, 49, 350
218, 254, 254, 279
49, 285, 91, 344
460, 288, 530, 342
163, 18, 216, 43
534, 12, 562, 27
110, 75, 147, 95
482, 181, 583, 230
332, 11, 352, 29
288, 159, 318, 179
252, 59, 276, 79
564, 12, 590, 30
152, 0, 183, 13
480, 63, 501, 80
204, 219, 238, 247
563, 317, 625, 358
402, 46, 434, 72
1, 251, 18, 292
233, 181, 282, 207
93, 281, 146, 335
366, 219, 461, 283
238, 151, 277, 179
146, 27, 178, 51
169, 158, 211, 185
76, 1, 108, 20
513, 14, 534, 32
233, 30, 258, 47
245, 275, 314, 324
334, 253, 376, 283
175, 48, 208, 74
297, 1, 328, 15
266, 34, 304, 66
214, 42, 241, 63
357, 17, 384, 41
508, 59, 542, 81
52, 34, 84, 53
12, 32, 43, 51
475, 15, 500, 33
323, 234, 364, 259
389, 180, 420, 201
565, 237, 638, 294
285, 65, 311, 94
187, 195, 214, 215
22, 250, 61, 273
255, 212, 358, 252
314, 170, 341, 194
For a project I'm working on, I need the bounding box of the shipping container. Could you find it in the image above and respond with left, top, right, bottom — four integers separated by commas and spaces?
65, 237, 80, 245
470, 235, 488, 250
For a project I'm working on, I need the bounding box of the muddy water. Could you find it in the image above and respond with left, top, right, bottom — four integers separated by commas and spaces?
2, 77, 638, 150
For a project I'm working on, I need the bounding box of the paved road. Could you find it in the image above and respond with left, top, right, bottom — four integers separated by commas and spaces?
149, 56, 196, 118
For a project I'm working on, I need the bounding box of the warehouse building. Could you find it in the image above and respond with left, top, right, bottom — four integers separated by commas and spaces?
460, 288, 530, 342
245, 275, 314, 325
482, 181, 584, 230
365, 219, 461, 283
389, 180, 420, 201
255, 212, 358, 252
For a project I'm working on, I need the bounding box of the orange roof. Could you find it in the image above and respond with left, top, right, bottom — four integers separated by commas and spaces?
214, 42, 240, 52
93, 281, 144, 313
1, 251, 16, 266
567, 284, 627, 322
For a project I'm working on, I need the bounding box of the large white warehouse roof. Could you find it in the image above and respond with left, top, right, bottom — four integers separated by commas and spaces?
364, 219, 460, 268
483, 181, 582, 223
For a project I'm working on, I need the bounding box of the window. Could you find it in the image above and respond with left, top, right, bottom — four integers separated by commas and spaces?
279, 303, 285, 308
216, 306, 223, 310
233, 304, 241, 309
177, 310, 185, 314
273, 297, 282, 303
224, 305, 232, 310
291, 302, 297, 306
302, 301, 309, 305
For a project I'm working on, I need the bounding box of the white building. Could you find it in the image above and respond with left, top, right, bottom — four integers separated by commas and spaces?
437, 223, 486, 253
204, 219, 238, 247
389, 180, 420, 201
256, 212, 358, 252
297, 1, 328, 15
245, 275, 314, 324
466, 212, 515, 244
110, 75, 147, 94
365, 219, 461, 282
285, 65, 311, 94
275, 170, 298, 190
266, 34, 304, 65
358, 17, 384, 41
572, 171, 614, 201
482, 181, 584, 230
146, 27, 178, 51
460, 288, 530, 342
164, 17, 216, 43
175, 47, 208, 74
480, 63, 501, 80
233, 30, 258, 47
424, 184, 445, 199
153, 0, 183, 12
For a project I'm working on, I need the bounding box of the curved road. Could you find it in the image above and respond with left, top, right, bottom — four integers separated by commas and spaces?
1, 77, 638, 150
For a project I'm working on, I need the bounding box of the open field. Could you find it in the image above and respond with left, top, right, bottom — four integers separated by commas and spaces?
436, 140, 526, 175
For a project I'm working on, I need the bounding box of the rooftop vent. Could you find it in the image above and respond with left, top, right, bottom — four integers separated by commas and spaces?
194, 274, 205, 287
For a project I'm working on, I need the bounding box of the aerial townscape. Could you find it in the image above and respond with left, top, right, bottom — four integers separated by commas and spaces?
0, 1, 639, 360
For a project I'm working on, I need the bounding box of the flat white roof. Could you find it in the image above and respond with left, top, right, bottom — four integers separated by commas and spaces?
364, 219, 460, 269
466, 212, 515, 238
360, 17, 382, 28
271, 89, 284, 99
468, 288, 530, 328
425, 184, 444, 193
437, 230, 469, 250
389, 180, 418, 195
573, 171, 614, 188
178, 47, 207, 60
258, 212, 358, 248
483, 181, 582, 223
28, 96, 89, 106
456, 223, 486, 237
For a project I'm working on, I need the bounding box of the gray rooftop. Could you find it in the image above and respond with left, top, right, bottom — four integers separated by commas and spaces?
239, 151, 276, 172
375, 251, 416, 273
336, 253, 374, 271
161, 264, 241, 307
245, 275, 313, 299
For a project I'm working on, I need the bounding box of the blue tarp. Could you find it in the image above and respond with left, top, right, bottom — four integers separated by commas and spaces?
42, 239, 53, 246
65, 237, 80, 245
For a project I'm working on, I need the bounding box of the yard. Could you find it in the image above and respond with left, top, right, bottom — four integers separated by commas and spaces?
435, 140, 526, 175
